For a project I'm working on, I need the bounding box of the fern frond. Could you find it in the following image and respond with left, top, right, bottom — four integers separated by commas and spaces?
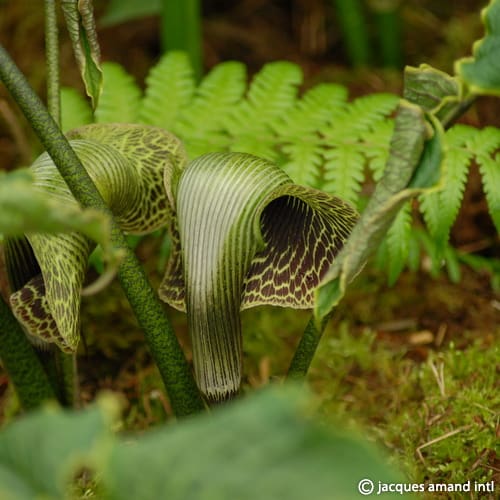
317, 92, 398, 205
322, 145, 365, 206
274, 84, 348, 187
464, 124, 500, 155
275, 83, 348, 137
407, 227, 422, 273
434, 146, 471, 245
446, 125, 500, 234
94, 62, 141, 123
174, 61, 247, 158
282, 138, 323, 187
225, 62, 302, 152
244, 61, 303, 126
418, 190, 441, 239
443, 244, 461, 283
419, 126, 472, 251
476, 149, 500, 233
361, 119, 395, 181
342, 93, 400, 137
139, 51, 195, 129
385, 201, 413, 285
416, 229, 442, 278
60, 87, 92, 132
229, 135, 280, 161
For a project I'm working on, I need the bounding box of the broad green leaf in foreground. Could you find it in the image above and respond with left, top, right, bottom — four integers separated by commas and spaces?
0, 387, 407, 499
456, 0, 500, 95
0, 395, 118, 500
105, 386, 406, 500
0, 169, 113, 250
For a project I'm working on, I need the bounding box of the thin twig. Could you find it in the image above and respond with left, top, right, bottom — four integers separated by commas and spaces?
44, 0, 61, 125
416, 424, 474, 465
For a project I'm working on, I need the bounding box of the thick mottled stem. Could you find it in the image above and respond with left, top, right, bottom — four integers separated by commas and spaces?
45, 0, 77, 405
0, 296, 56, 408
287, 316, 329, 380
0, 45, 204, 417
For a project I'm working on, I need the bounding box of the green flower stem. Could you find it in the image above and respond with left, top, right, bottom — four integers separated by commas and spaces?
371, 1, 402, 68
0, 296, 56, 409
0, 44, 204, 417
332, 0, 371, 66
287, 315, 329, 380
45, 0, 77, 407
160, 0, 202, 79
58, 351, 78, 406
44, 0, 61, 125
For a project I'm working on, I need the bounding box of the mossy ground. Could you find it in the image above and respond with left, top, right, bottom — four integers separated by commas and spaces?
242, 267, 499, 499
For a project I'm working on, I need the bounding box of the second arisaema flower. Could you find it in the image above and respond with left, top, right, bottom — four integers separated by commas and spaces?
160, 152, 358, 403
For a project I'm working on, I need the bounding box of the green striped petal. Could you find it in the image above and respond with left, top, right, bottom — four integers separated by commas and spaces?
159, 152, 358, 402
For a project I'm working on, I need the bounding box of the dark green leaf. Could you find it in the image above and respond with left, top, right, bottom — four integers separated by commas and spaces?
404, 65, 461, 120
407, 120, 444, 189
456, 0, 500, 95
61, 0, 103, 108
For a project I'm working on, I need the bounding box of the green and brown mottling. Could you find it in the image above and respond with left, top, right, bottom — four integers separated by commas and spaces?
8, 124, 187, 353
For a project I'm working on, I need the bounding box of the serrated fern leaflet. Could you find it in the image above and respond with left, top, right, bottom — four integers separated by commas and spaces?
60, 51, 500, 286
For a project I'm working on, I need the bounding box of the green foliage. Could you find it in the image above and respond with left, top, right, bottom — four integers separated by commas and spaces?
0, 396, 116, 499
457, 0, 500, 95
320, 92, 399, 204
94, 62, 141, 124
315, 102, 435, 321
100, 0, 160, 26
421, 125, 500, 247
0, 169, 113, 250
139, 51, 195, 130
385, 201, 413, 286
174, 61, 247, 157
61, 49, 499, 287
0, 387, 405, 499
60, 86, 92, 132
